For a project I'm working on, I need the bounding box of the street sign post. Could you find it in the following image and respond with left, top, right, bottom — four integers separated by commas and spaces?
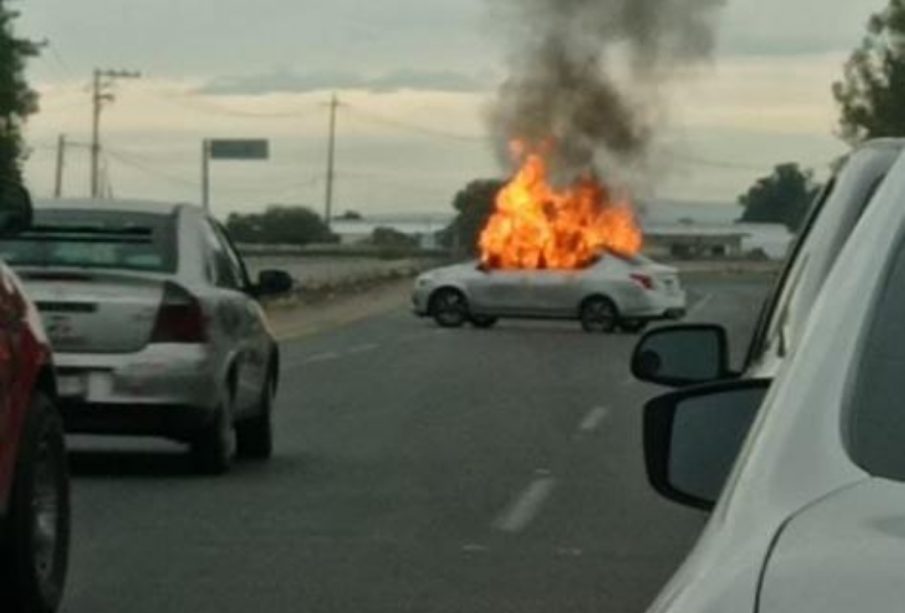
202, 138, 270, 212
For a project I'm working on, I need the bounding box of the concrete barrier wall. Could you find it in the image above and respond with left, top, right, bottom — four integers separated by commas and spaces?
244, 255, 440, 294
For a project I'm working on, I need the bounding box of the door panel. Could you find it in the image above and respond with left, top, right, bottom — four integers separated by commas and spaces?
523, 270, 583, 315
467, 270, 532, 314
204, 220, 268, 415
759, 480, 905, 612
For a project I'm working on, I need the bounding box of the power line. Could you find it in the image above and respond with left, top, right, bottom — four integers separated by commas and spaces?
344, 105, 486, 144
91, 68, 142, 198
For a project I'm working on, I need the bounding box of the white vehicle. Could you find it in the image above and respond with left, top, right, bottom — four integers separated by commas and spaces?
628, 147, 905, 612
0, 199, 293, 474
412, 252, 686, 333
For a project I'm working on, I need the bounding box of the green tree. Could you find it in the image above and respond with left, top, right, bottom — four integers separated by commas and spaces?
833, 0, 905, 143
225, 205, 337, 245
0, 5, 40, 182
442, 179, 505, 254
370, 226, 418, 248
738, 163, 818, 231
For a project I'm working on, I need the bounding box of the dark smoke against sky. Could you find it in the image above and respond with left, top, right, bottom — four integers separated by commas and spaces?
489, 0, 726, 181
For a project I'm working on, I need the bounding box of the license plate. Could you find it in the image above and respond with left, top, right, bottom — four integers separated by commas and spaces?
57, 375, 87, 398
46, 316, 85, 346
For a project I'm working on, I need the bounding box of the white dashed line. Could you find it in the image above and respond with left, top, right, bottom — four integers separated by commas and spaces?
493, 476, 556, 534
283, 353, 341, 370
346, 343, 379, 355
577, 406, 609, 433
688, 293, 714, 317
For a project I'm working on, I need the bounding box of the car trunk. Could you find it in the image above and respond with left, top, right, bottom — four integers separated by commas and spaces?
19, 269, 165, 354
642, 263, 682, 295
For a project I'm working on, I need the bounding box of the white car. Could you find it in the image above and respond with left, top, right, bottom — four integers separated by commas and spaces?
412, 252, 686, 333
0, 199, 293, 474
629, 146, 905, 612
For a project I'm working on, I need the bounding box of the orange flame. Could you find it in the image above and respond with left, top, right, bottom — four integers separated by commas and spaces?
479, 145, 643, 270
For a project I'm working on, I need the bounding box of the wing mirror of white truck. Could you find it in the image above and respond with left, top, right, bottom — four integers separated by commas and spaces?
632, 324, 734, 387
0, 181, 33, 238
644, 379, 770, 511
254, 269, 294, 298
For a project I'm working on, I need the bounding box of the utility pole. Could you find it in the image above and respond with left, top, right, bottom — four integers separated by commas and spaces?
324, 93, 339, 229
201, 139, 211, 212
91, 68, 141, 199
53, 134, 66, 199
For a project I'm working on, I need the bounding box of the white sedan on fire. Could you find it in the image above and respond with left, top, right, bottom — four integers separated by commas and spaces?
412, 252, 686, 333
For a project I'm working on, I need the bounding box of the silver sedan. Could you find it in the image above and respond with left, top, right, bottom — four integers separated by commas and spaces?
413, 252, 686, 333
0, 199, 293, 474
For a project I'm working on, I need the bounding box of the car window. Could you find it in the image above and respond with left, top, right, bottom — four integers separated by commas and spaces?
203, 219, 241, 289
848, 229, 905, 481
0, 209, 177, 273
211, 221, 251, 288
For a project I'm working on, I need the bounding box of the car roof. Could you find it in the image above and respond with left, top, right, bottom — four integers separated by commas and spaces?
858, 138, 905, 152
32, 198, 202, 216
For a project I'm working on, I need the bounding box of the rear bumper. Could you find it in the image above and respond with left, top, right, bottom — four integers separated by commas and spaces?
622, 290, 687, 321
412, 287, 431, 317
53, 344, 221, 435
60, 402, 211, 439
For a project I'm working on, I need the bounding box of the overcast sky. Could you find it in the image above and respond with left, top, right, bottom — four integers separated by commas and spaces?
16, 0, 889, 218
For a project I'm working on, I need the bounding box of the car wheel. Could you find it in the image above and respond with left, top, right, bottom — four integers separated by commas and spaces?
469, 315, 498, 329
236, 376, 274, 461
0, 392, 70, 613
580, 297, 618, 333
431, 289, 469, 328
191, 394, 235, 475
620, 319, 648, 334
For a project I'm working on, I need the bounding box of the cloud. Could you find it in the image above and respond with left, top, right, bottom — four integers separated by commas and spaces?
200, 68, 492, 96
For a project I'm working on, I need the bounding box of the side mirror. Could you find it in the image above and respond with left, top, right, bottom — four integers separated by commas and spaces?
632, 324, 733, 387
0, 182, 33, 238
644, 379, 770, 510
255, 269, 293, 297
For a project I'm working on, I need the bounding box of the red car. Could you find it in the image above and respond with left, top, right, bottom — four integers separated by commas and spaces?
0, 183, 69, 613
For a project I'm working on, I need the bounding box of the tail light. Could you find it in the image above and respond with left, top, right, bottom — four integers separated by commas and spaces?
150, 282, 207, 343
630, 273, 654, 291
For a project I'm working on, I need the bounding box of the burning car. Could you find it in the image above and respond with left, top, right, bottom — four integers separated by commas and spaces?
415, 143, 685, 332
413, 251, 685, 333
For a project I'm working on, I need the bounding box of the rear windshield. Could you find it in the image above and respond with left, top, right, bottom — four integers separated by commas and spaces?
0, 209, 178, 273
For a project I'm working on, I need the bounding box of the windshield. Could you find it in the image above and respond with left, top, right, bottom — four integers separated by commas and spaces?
0, 209, 177, 272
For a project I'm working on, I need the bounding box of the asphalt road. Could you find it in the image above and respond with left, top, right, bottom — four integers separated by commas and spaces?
60, 275, 771, 613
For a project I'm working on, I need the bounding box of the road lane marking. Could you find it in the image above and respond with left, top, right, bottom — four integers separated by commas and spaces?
688, 293, 714, 317
493, 477, 556, 534
283, 351, 342, 370
345, 343, 379, 355
577, 406, 609, 433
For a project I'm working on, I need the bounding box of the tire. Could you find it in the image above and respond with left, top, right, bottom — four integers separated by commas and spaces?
430, 288, 469, 328
580, 297, 619, 333
469, 315, 498, 329
191, 395, 235, 475
236, 376, 274, 461
0, 392, 70, 613
620, 319, 649, 334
